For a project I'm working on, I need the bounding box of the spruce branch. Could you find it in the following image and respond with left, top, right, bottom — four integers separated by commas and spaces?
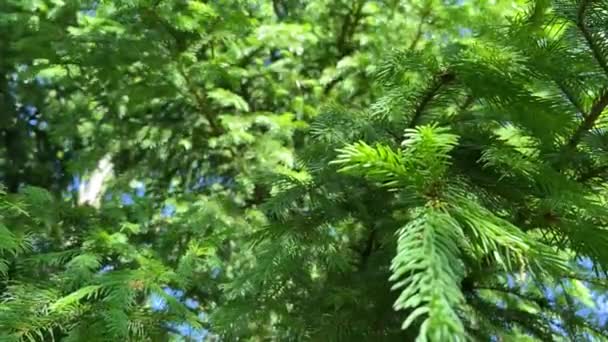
577, 0, 608, 76
475, 286, 551, 309
143, 8, 224, 134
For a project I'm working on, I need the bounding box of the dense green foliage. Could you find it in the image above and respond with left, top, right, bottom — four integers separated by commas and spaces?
1, 0, 608, 341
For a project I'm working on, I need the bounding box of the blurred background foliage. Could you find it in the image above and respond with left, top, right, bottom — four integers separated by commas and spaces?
1, 0, 607, 341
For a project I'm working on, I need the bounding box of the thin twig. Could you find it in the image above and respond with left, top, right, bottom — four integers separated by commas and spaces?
323, 72, 348, 95
324, 0, 367, 95
555, 80, 585, 116
409, 72, 455, 128
578, 164, 608, 182
408, 7, 431, 51
177, 66, 223, 135
564, 88, 608, 151
359, 228, 376, 269
336, 0, 366, 58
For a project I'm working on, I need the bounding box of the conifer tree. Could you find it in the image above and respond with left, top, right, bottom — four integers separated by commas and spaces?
3, 0, 608, 341
221, 1, 608, 340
